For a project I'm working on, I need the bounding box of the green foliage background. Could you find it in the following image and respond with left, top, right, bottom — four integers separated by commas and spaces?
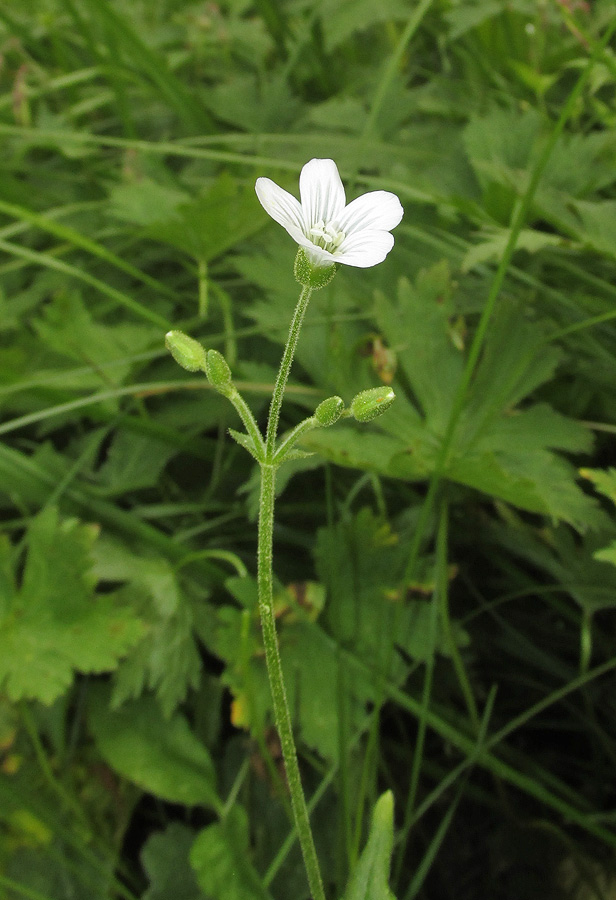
1, 0, 616, 897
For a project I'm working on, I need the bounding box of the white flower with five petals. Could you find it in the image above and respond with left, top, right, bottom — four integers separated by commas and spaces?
255, 158, 403, 269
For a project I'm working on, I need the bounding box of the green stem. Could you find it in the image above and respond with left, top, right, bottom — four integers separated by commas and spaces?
256, 281, 325, 900
265, 284, 313, 460
257, 463, 326, 900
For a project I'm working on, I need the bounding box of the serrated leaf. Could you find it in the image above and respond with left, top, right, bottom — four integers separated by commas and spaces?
96, 430, 177, 495
580, 467, 616, 507
92, 540, 202, 717
371, 270, 601, 529
111, 173, 267, 262
88, 686, 219, 809
33, 291, 156, 387
0, 508, 144, 704
200, 510, 462, 761
319, 0, 408, 52
112, 596, 202, 719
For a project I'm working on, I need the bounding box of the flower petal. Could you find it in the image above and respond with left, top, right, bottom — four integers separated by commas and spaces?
299, 159, 346, 230
289, 228, 337, 264
332, 230, 395, 268
263, 214, 336, 267
255, 177, 306, 236
337, 191, 403, 236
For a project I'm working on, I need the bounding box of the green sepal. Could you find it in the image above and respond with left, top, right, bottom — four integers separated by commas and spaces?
165, 330, 207, 373
294, 248, 337, 290
228, 428, 264, 463
314, 396, 344, 426
350, 387, 395, 423
206, 349, 233, 395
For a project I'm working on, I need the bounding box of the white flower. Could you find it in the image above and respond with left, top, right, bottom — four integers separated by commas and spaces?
255, 158, 403, 269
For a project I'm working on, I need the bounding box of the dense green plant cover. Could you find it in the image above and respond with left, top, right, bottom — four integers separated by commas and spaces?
1, 1, 616, 897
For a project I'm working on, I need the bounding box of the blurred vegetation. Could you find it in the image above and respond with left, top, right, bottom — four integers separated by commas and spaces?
1, 0, 616, 898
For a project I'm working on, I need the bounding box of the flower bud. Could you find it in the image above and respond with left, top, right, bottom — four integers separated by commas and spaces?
165, 330, 207, 372
350, 387, 395, 423
205, 349, 233, 394
294, 248, 337, 290
314, 396, 344, 427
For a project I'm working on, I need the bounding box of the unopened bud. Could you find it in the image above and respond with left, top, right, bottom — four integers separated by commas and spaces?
350, 387, 395, 423
314, 396, 344, 426
165, 330, 207, 372
205, 349, 233, 394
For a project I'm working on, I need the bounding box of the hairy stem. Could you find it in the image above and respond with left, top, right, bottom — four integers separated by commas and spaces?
257, 464, 325, 900
265, 284, 312, 460
257, 283, 325, 900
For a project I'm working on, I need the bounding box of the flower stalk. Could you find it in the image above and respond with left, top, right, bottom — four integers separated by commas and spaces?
257, 458, 326, 900
265, 283, 313, 460
167, 157, 402, 900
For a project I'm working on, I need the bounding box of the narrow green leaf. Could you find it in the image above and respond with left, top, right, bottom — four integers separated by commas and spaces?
343, 791, 396, 900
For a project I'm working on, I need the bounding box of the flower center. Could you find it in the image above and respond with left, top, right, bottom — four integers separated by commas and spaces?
309, 220, 345, 253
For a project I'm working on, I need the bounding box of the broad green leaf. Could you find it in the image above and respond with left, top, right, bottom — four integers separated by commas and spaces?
4, 842, 112, 900
0, 536, 16, 619
580, 467, 616, 506
109, 180, 189, 226
95, 430, 177, 495
375, 263, 464, 432
110, 173, 267, 262
464, 107, 540, 193
190, 806, 272, 900
319, 0, 408, 52
580, 468, 616, 570
0, 507, 144, 704
88, 687, 220, 810
490, 519, 616, 616
141, 823, 204, 900
446, 1, 515, 39
201, 511, 462, 760
565, 199, 616, 261
343, 792, 396, 900
462, 228, 566, 273
92, 539, 203, 716
203, 74, 302, 133
33, 291, 156, 387
111, 597, 202, 718
307, 268, 602, 530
